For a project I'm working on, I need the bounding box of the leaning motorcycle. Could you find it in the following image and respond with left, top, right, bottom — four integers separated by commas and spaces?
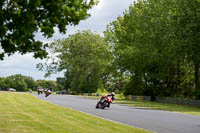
45, 90, 52, 97
96, 96, 113, 109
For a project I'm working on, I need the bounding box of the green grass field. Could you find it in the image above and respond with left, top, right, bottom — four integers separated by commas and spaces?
80, 95, 200, 116
116, 99, 200, 116
0, 92, 153, 133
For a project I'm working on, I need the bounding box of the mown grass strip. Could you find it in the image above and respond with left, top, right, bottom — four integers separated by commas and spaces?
0, 92, 152, 133
115, 99, 200, 116
77, 94, 200, 116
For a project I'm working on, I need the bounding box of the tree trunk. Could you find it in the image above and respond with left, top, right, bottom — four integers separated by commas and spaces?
144, 73, 148, 89
194, 62, 200, 90
176, 60, 181, 95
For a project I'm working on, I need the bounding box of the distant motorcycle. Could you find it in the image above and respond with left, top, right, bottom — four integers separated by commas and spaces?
96, 96, 113, 109
44, 89, 52, 97
37, 88, 44, 95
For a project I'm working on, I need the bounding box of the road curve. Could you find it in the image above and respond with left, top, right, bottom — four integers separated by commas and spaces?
34, 94, 200, 133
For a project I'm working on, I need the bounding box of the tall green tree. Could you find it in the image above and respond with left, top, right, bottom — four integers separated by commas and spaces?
0, 0, 97, 60
174, 0, 200, 90
105, 0, 196, 98
39, 30, 112, 93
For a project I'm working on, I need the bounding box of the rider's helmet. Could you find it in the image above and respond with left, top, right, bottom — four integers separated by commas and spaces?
111, 92, 115, 96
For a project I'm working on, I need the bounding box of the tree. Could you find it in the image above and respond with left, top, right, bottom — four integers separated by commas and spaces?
38, 30, 113, 93
0, 77, 7, 89
36, 80, 58, 91
56, 77, 67, 90
14, 78, 27, 91
0, 74, 62, 91
0, 0, 97, 60
174, 0, 200, 90
4, 74, 28, 91
105, 0, 196, 98
23, 76, 37, 90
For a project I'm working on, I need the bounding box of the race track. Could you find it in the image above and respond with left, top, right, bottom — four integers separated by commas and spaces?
34, 94, 200, 133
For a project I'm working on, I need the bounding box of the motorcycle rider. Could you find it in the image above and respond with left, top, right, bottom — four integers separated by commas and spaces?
100, 92, 115, 108
108, 92, 115, 101
45, 88, 52, 97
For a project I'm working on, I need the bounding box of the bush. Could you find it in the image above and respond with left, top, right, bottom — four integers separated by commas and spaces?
96, 87, 108, 94
193, 90, 200, 100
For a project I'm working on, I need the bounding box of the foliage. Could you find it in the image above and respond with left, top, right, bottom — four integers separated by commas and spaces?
36, 80, 59, 91
56, 77, 66, 90
0, 74, 60, 91
38, 30, 113, 93
0, 0, 97, 60
1, 74, 28, 91
0, 77, 6, 89
193, 90, 200, 100
174, 0, 200, 90
23, 75, 37, 90
104, 0, 200, 98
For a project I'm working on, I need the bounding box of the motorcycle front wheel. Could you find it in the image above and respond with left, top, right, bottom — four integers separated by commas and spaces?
96, 101, 101, 108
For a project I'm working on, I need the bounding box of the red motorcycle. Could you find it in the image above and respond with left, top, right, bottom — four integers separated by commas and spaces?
96, 96, 113, 109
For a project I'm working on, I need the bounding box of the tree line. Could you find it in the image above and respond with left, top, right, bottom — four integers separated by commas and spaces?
1, 0, 200, 100
0, 74, 64, 92
39, 0, 200, 100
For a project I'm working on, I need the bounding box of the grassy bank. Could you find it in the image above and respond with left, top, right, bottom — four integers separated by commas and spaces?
116, 99, 200, 116
0, 92, 152, 133
79, 94, 200, 116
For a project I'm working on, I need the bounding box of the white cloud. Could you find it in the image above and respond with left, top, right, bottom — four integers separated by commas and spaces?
0, 0, 134, 80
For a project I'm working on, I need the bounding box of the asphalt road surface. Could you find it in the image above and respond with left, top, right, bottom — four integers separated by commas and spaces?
34, 94, 200, 133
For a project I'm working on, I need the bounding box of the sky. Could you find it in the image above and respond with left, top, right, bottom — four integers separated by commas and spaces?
0, 0, 134, 80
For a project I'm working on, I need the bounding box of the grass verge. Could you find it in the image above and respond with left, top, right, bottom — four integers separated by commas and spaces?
0, 92, 152, 133
79, 95, 200, 116
115, 99, 200, 116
